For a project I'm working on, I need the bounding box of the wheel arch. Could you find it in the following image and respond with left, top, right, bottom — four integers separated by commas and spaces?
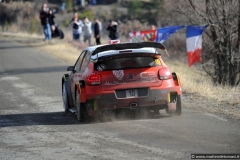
75, 80, 86, 103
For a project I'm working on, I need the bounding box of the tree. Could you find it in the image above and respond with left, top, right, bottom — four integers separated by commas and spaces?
145, 0, 164, 26
127, 0, 164, 25
175, 0, 240, 86
127, 0, 143, 20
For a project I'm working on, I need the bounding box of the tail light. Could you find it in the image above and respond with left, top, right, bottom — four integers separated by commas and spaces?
158, 67, 172, 80
87, 73, 101, 85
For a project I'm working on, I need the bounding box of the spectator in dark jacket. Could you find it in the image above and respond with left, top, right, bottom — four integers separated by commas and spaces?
107, 20, 119, 40
39, 3, 51, 40
70, 12, 83, 41
48, 8, 55, 33
94, 18, 101, 45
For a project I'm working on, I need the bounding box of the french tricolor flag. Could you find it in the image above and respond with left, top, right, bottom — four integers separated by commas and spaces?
186, 25, 207, 67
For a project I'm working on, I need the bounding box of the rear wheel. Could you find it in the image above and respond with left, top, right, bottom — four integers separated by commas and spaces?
62, 82, 69, 113
75, 90, 90, 122
166, 95, 182, 116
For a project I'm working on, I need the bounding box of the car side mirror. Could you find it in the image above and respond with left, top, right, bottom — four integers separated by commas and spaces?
67, 66, 75, 71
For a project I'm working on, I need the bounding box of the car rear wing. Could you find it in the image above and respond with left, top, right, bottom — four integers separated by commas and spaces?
83, 42, 169, 66
92, 42, 166, 55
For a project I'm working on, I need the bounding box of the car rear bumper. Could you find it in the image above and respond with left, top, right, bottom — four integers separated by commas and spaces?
84, 87, 181, 116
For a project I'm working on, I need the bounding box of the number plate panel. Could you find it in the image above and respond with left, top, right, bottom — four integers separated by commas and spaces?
126, 89, 138, 98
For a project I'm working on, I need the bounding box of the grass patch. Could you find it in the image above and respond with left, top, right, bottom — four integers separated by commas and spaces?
39, 41, 80, 64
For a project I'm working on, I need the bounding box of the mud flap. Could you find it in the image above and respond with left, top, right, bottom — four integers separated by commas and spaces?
167, 92, 177, 111
167, 102, 177, 111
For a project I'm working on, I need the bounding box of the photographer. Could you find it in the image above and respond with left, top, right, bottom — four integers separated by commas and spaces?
39, 3, 51, 41
48, 8, 55, 33
70, 12, 83, 42
107, 20, 119, 40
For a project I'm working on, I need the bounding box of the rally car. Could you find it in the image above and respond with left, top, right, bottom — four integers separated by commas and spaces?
61, 41, 182, 122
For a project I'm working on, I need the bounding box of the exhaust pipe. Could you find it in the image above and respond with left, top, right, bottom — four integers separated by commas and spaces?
129, 102, 138, 109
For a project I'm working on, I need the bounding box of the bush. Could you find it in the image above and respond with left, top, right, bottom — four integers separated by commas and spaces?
118, 19, 150, 37
64, 8, 94, 27
66, 0, 73, 12
28, 17, 42, 34
78, 9, 94, 21
2, 20, 9, 32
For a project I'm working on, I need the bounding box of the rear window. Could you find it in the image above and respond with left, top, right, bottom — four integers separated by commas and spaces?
94, 56, 161, 71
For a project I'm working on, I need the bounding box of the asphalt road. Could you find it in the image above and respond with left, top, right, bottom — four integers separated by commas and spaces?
0, 38, 240, 160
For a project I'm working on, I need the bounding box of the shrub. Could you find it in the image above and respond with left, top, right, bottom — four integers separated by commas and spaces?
66, 0, 73, 12
118, 19, 150, 37
28, 17, 42, 34
2, 20, 9, 32
78, 9, 94, 21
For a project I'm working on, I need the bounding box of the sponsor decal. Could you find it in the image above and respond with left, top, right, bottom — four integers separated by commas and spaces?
97, 64, 106, 71
154, 59, 161, 65
113, 70, 124, 80
140, 71, 156, 82
103, 81, 126, 86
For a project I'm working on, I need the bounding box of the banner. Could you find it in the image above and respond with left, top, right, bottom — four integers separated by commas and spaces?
155, 26, 185, 43
129, 30, 157, 42
186, 25, 207, 67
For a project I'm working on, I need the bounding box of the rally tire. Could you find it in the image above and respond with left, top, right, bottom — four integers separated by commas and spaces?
76, 90, 81, 121
75, 89, 90, 122
62, 82, 69, 113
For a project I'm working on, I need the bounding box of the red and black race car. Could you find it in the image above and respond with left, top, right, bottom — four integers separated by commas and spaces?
61, 41, 182, 122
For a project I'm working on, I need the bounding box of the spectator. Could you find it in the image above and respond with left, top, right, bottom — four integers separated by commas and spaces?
151, 25, 156, 30
94, 18, 101, 45
48, 8, 55, 33
39, 3, 51, 41
107, 20, 119, 40
80, 0, 85, 7
61, 0, 66, 12
82, 17, 92, 46
70, 12, 83, 41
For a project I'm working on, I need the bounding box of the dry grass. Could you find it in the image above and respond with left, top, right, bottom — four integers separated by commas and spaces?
37, 34, 116, 64
167, 60, 240, 119
39, 40, 80, 64
167, 61, 240, 105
